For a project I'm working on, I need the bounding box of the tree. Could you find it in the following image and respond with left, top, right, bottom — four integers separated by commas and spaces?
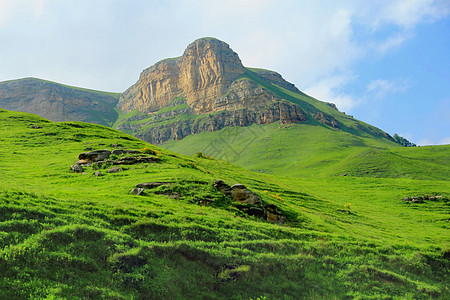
393, 134, 416, 147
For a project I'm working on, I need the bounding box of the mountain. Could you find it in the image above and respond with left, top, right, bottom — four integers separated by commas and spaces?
0, 77, 120, 126
115, 37, 394, 145
0, 108, 448, 299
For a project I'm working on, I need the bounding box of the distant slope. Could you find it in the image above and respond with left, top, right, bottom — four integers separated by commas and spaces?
162, 122, 450, 180
0, 108, 448, 299
0, 77, 120, 126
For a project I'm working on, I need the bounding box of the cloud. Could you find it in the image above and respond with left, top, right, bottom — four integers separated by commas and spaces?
367, 79, 409, 100
303, 74, 359, 112
417, 138, 434, 146
439, 137, 450, 145
372, 0, 450, 29
0, 0, 448, 93
375, 33, 411, 55
0, 0, 52, 26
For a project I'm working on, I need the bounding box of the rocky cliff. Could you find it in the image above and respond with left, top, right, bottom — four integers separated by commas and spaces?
116, 38, 309, 143
0, 78, 119, 126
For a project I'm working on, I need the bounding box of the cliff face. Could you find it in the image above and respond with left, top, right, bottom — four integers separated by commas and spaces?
118, 38, 248, 114
117, 38, 308, 144
0, 78, 119, 126
117, 100, 306, 144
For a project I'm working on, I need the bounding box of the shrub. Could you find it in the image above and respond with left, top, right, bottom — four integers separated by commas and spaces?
142, 147, 159, 156
195, 152, 214, 159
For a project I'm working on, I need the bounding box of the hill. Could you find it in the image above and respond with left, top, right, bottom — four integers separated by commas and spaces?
0, 77, 120, 126
0, 108, 448, 299
114, 38, 395, 146
162, 122, 450, 180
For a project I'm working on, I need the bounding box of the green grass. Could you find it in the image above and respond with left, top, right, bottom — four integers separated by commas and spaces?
161, 122, 450, 180
0, 108, 449, 299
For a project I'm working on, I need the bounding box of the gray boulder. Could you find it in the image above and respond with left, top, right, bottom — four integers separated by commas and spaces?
70, 164, 83, 173
107, 166, 122, 173
78, 150, 111, 164
131, 188, 145, 196
135, 182, 171, 189
112, 149, 142, 155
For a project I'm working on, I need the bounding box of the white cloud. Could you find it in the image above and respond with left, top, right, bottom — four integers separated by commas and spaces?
0, 0, 52, 28
32, 0, 52, 18
375, 33, 411, 55
417, 138, 434, 146
439, 137, 450, 145
373, 0, 450, 29
303, 74, 359, 112
367, 79, 409, 100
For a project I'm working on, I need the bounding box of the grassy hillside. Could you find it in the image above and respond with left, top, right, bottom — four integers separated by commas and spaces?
0, 109, 449, 299
162, 122, 449, 180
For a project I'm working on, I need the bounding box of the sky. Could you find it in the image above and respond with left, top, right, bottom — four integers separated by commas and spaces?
0, 0, 449, 145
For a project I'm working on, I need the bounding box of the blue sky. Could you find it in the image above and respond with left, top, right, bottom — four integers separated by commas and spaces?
0, 0, 449, 145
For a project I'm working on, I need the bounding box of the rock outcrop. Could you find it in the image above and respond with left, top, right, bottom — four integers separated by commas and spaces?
214, 180, 286, 223
0, 78, 119, 126
128, 100, 307, 144
118, 38, 247, 114
116, 38, 308, 144
314, 111, 339, 129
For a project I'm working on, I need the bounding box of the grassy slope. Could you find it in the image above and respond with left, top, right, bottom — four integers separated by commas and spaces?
159, 68, 439, 179
161, 122, 450, 180
1, 109, 449, 299
0, 77, 121, 99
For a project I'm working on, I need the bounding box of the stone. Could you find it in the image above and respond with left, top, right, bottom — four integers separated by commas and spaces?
214, 180, 232, 195
131, 188, 145, 196
135, 182, 171, 189
111, 149, 141, 155
113, 157, 138, 165
411, 197, 423, 203
213, 180, 286, 222
30, 124, 41, 129
265, 204, 286, 224
402, 197, 411, 202
107, 166, 122, 173
94, 171, 103, 176
78, 150, 111, 163
230, 184, 262, 205
70, 164, 83, 173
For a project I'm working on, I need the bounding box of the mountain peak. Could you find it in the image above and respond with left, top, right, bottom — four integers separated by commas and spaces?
118, 37, 247, 114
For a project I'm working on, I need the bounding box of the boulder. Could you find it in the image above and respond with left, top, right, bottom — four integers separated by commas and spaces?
111, 149, 142, 155
107, 166, 122, 173
411, 197, 423, 203
214, 180, 232, 195
70, 164, 83, 173
230, 184, 262, 205
112, 156, 159, 165
265, 204, 287, 223
214, 180, 285, 223
114, 156, 138, 165
94, 171, 103, 176
131, 188, 145, 196
78, 150, 111, 164
135, 182, 171, 189
30, 124, 41, 129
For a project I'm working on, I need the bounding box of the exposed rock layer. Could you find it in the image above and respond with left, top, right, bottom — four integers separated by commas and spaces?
120, 100, 307, 144
0, 78, 119, 126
